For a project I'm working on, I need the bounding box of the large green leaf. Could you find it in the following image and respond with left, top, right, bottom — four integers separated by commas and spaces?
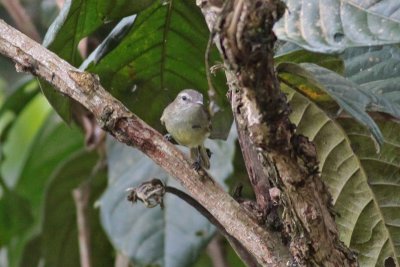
18, 235, 42, 267
1, 95, 51, 188
0, 78, 39, 141
43, 0, 155, 64
6, 114, 83, 267
99, 128, 236, 267
16, 114, 83, 219
284, 84, 399, 266
81, 15, 137, 65
275, 49, 344, 74
338, 117, 400, 266
278, 62, 398, 147
41, 0, 156, 122
84, 0, 231, 138
274, 0, 400, 53
42, 150, 113, 267
276, 44, 400, 119
0, 191, 33, 246
342, 45, 400, 106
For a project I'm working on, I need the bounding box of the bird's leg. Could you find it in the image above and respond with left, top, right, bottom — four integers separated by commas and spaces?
191, 146, 202, 171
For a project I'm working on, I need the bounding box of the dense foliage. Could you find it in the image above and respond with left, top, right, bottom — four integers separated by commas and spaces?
0, 0, 400, 266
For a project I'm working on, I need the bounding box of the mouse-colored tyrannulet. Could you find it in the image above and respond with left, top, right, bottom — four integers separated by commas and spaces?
161, 89, 211, 169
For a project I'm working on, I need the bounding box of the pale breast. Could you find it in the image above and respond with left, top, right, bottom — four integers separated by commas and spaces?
163, 104, 210, 148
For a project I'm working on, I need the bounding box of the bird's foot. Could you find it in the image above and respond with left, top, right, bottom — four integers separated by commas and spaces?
192, 160, 202, 171
164, 134, 177, 144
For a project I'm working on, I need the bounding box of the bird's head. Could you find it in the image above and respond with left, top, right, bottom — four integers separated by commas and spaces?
175, 89, 204, 106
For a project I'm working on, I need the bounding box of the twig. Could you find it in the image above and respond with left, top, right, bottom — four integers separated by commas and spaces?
0, 19, 289, 266
1, 0, 41, 42
114, 252, 131, 267
72, 182, 92, 267
205, 31, 218, 116
206, 235, 230, 267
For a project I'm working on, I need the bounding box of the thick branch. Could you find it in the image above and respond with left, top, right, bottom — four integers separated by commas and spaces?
0, 19, 289, 266
198, 0, 358, 266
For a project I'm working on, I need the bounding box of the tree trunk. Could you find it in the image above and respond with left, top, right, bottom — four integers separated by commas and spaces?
197, 0, 358, 266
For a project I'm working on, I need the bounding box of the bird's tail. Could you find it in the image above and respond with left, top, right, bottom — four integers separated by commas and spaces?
190, 145, 210, 169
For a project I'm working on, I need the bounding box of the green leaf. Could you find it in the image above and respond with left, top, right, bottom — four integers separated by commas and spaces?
43, 0, 155, 64
0, 191, 33, 246
284, 84, 400, 267
338, 117, 400, 266
41, 0, 156, 123
18, 235, 42, 267
275, 49, 344, 74
276, 44, 400, 117
38, 82, 72, 124
4, 113, 83, 267
99, 128, 236, 267
0, 78, 39, 141
278, 63, 388, 147
82, 15, 137, 65
1, 95, 51, 188
342, 45, 400, 107
97, 0, 155, 21
42, 150, 113, 267
16, 114, 83, 219
274, 0, 400, 53
84, 0, 231, 138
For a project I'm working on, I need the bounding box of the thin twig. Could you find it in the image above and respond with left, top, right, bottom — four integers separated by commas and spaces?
205, 30, 217, 115
72, 182, 92, 267
206, 235, 230, 267
114, 252, 131, 267
1, 0, 41, 42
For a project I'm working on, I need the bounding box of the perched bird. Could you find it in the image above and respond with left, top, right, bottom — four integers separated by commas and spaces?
161, 89, 211, 169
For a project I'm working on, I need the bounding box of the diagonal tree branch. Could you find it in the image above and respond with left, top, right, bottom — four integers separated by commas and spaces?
0, 19, 290, 266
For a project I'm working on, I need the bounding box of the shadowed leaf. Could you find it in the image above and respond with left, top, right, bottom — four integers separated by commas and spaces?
40, 0, 156, 122
42, 151, 113, 267
84, 0, 231, 139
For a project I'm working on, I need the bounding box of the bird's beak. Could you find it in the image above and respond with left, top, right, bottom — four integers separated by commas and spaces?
195, 101, 203, 105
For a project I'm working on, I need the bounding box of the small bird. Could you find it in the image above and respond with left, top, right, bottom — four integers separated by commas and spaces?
161, 89, 211, 169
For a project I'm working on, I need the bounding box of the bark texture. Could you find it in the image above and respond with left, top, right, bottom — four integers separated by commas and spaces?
197, 0, 358, 266
0, 19, 290, 266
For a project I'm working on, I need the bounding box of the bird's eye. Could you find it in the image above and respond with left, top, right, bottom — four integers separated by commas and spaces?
181, 95, 187, 101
